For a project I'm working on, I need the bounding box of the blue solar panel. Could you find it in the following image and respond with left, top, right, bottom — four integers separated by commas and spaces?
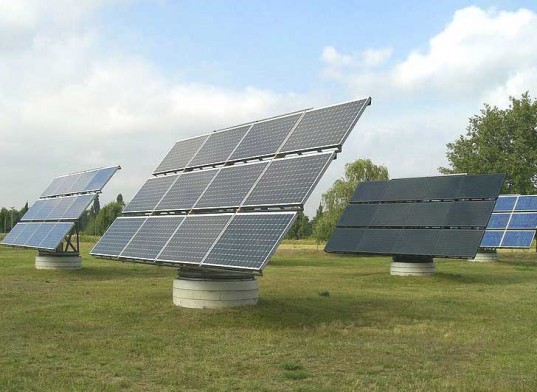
480, 231, 503, 247
507, 213, 537, 229
494, 196, 517, 212
500, 230, 534, 247
487, 213, 510, 229
515, 195, 537, 211
84, 166, 120, 192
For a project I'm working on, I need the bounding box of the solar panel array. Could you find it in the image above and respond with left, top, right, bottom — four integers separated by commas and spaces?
92, 98, 371, 272
481, 195, 537, 248
325, 174, 505, 259
1, 166, 120, 251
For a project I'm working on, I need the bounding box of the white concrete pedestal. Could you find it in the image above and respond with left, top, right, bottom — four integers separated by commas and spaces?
470, 250, 498, 263
173, 268, 259, 309
390, 256, 435, 276
35, 254, 82, 270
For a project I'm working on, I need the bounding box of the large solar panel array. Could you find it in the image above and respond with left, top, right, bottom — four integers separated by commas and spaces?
325, 174, 505, 259
2, 166, 120, 251
481, 195, 537, 248
92, 98, 371, 273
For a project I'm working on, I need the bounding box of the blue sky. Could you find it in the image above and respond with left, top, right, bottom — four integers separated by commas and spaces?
1, 1, 537, 215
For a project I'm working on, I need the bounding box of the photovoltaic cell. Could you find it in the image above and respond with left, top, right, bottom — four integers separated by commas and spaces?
433, 229, 484, 258
62, 194, 96, 220
280, 98, 370, 153
243, 153, 334, 207
481, 231, 503, 247
188, 125, 250, 168
229, 113, 302, 161
21, 199, 48, 221
154, 135, 208, 174
405, 202, 451, 227
369, 203, 413, 227
515, 195, 537, 211
84, 166, 120, 192
194, 162, 268, 209
157, 215, 232, 265
90, 217, 147, 257
123, 175, 177, 213
350, 181, 388, 203
382, 177, 430, 201
357, 229, 401, 254
421, 175, 463, 200
487, 214, 510, 229
393, 229, 440, 255
494, 196, 517, 212
456, 174, 504, 199
41, 166, 119, 197
68, 170, 98, 193
202, 213, 296, 271
156, 170, 217, 211
324, 228, 366, 253
1, 223, 29, 245
39, 223, 74, 250
444, 200, 495, 227
507, 213, 537, 229
5, 223, 41, 247
25, 223, 55, 248
121, 216, 184, 260
501, 231, 534, 247
337, 204, 378, 227
47, 197, 77, 220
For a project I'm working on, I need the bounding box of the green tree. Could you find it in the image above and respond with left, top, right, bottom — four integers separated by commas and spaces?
286, 211, 312, 240
439, 92, 537, 194
84, 201, 123, 236
90, 195, 101, 217
313, 159, 389, 243
116, 194, 124, 206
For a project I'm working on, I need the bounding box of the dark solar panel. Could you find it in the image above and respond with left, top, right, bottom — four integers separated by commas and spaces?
324, 227, 365, 253
157, 214, 232, 265
422, 175, 463, 200
121, 216, 184, 261
194, 162, 268, 209
350, 181, 388, 203
392, 229, 440, 255
90, 217, 146, 257
433, 229, 484, 258
229, 113, 302, 161
243, 153, 334, 207
280, 98, 370, 153
154, 135, 208, 174
123, 175, 177, 213
382, 177, 430, 201
337, 204, 378, 227
188, 125, 250, 168
369, 203, 414, 227
456, 174, 504, 199
444, 200, 495, 227
202, 213, 296, 271
155, 169, 217, 211
356, 229, 401, 254
405, 202, 451, 227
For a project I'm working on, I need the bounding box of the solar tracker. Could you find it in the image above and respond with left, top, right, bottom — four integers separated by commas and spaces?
326, 174, 504, 259
2, 165, 119, 254
92, 98, 371, 274
480, 194, 537, 248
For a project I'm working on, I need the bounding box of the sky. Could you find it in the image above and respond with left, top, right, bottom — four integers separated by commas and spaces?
1, 0, 537, 216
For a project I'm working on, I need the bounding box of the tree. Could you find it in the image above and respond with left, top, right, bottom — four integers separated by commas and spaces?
313, 159, 389, 243
116, 194, 124, 206
286, 211, 312, 240
439, 92, 537, 194
83, 201, 123, 236
90, 195, 101, 217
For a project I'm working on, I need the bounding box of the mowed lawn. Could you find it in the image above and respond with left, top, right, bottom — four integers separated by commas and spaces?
1, 240, 537, 391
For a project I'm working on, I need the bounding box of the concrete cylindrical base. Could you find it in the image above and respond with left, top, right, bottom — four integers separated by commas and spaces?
470, 251, 499, 263
173, 268, 258, 309
390, 261, 436, 276
35, 254, 82, 270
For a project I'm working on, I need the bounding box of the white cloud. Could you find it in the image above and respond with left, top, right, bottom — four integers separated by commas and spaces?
318, 6, 537, 200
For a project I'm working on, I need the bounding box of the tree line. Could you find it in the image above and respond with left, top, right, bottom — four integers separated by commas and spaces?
2, 92, 536, 241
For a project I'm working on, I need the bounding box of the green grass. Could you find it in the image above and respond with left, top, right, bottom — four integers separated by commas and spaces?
1, 240, 537, 391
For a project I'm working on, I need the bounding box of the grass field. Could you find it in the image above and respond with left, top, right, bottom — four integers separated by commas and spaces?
1, 240, 537, 391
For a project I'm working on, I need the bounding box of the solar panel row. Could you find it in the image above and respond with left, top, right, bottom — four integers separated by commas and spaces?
2, 222, 74, 250
41, 166, 120, 197
153, 98, 370, 174
124, 152, 334, 213
326, 228, 484, 258
90, 213, 296, 272
21, 194, 95, 221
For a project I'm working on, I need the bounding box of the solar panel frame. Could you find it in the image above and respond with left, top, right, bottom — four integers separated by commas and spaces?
41, 166, 120, 197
